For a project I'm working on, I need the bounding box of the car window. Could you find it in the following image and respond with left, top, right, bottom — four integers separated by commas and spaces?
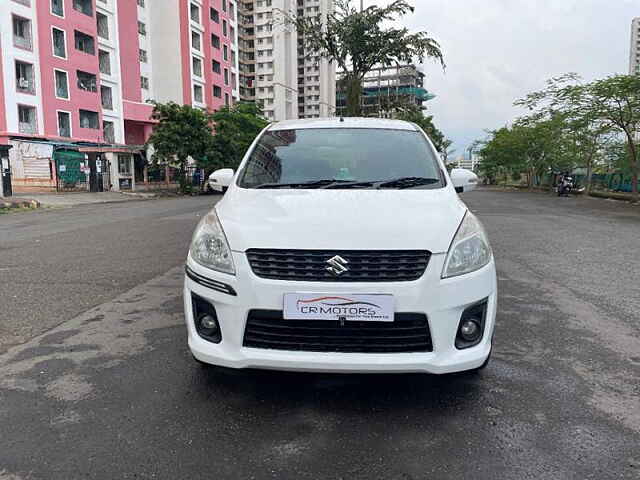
237, 128, 443, 189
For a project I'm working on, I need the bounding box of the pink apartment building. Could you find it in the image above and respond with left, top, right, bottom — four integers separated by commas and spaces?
0, 0, 238, 194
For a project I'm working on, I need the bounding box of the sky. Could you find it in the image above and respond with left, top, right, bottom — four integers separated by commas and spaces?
362, 0, 639, 158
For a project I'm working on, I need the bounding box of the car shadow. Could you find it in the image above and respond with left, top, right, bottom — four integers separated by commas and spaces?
191, 363, 488, 415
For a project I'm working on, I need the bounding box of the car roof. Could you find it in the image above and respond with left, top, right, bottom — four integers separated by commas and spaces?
268, 117, 419, 132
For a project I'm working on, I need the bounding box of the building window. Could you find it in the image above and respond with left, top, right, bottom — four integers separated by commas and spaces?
79, 109, 99, 129
12, 16, 32, 50
192, 57, 202, 77
139, 49, 148, 63
223, 20, 228, 37
118, 155, 131, 175
54, 70, 69, 99
74, 31, 95, 55
223, 45, 228, 61
138, 21, 146, 36
193, 84, 203, 103
210, 7, 219, 23
51, 0, 64, 17
77, 70, 97, 92
100, 85, 113, 110
229, 2, 235, 20
212, 34, 220, 49
191, 31, 201, 51
57, 111, 71, 137
141, 76, 149, 90
99, 50, 111, 75
97, 13, 109, 40
52, 28, 66, 58
18, 105, 37, 134
136, 0, 145, 6
224, 93, 230, 106
190, 3, 200, 23
213, 85, 222, 98
222, 0, 227, 12
15, 61, 35, 94
212, 59, 221, 74
73, 0, 93, 17
224, 68, 229, 85
104, 121, 115, 143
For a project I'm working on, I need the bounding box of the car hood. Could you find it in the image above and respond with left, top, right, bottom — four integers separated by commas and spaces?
216, 188, 467, 254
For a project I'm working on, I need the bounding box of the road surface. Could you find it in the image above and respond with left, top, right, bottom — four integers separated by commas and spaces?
0, 191, 638, 479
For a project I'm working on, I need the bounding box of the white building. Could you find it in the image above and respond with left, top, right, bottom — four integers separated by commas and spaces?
630, 17, 640, 74
238, 0, 336, 121
452, 153, 480, 172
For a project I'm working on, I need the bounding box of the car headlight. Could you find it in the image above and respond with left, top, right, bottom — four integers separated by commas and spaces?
189, 210, 235, 275
442, 211, 492, 278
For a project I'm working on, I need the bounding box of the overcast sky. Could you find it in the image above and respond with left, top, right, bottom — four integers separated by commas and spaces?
363, 0, 638, 157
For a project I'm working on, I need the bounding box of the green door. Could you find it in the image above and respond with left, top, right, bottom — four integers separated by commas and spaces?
54, 149, 86, 191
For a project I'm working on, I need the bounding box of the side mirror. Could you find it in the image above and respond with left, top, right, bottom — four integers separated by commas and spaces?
208, 168, 234, 190
450, 168, 479, 193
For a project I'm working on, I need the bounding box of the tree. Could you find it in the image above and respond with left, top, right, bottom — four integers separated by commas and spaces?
147, 102, 213, 192
515, 74, 614, 194
289, 0, 444, 116
203, 102, 269, 173
575, 75, 640, 202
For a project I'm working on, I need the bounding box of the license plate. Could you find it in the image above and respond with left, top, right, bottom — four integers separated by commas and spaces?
283, 293, 394, 322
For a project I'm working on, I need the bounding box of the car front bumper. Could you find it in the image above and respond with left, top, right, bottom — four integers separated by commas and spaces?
183, 252, 497, 374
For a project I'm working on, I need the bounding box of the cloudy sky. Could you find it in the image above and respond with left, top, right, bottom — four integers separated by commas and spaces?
363, 0, 638, 157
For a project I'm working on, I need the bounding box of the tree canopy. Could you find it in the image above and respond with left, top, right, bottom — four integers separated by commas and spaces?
478, 73, 639, 201
203, 102, 269, 173
289, 0, 444, 116
147, 102, 213, 168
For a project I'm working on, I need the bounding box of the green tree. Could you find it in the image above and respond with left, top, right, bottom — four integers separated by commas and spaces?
203, 102, 269, 173
289, 0, 444, 116
515, 74, 614, 194
147, 102, 214, 192
572, 75, 640, 202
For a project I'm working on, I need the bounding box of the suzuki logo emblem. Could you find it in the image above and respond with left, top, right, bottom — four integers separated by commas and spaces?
325, 255, 349, 276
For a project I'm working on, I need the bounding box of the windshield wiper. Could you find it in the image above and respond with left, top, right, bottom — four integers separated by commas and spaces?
376, 177, 441, 189
254, 179, 351, 189
322, 181, 376, 189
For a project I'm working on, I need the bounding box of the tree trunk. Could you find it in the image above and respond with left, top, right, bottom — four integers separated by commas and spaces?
585, 156, 593, 195
528, 168, 534, 191
344, 75, 362, 117
624, 134, 639, 203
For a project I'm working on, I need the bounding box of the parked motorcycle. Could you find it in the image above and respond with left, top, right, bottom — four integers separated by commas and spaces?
557, 175, 574, 197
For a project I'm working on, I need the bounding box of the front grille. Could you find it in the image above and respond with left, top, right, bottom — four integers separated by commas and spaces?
243, 310, 432, 353
246, 249, 431, 282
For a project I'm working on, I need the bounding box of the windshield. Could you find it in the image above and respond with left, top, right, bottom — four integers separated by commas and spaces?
237, 128, 444, 189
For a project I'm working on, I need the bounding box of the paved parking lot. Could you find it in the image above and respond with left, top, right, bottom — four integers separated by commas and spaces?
0, 191, 638, 479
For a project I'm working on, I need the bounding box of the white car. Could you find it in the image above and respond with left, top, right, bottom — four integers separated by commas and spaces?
184, 118, 497, 374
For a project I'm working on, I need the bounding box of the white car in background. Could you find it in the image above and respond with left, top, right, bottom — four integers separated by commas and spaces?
185, 117, 496, 374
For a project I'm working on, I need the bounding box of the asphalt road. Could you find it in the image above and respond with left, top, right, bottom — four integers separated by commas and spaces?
0, 191, 639, 480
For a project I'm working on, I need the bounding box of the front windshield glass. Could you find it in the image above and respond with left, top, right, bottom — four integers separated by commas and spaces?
237, 128, 444, 189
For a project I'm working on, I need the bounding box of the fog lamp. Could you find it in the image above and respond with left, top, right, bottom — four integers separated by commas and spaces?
199, 314, 218, 332
460, 320, 481, 342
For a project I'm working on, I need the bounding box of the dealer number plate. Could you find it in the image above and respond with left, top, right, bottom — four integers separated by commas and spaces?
283, 293, 394, 322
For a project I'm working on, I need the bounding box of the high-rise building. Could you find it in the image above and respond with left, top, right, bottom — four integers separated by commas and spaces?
336, 64, 435, 118
0, 0, 238, 193
629, 17, 640, 74
238, 0, 336, 121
